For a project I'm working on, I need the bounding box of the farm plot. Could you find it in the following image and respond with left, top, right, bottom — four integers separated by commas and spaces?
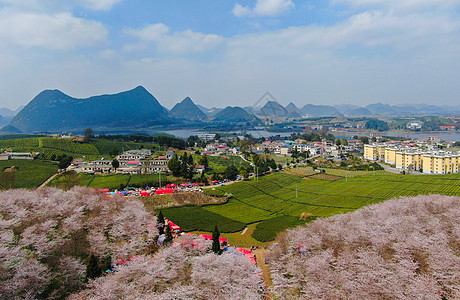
0, 160, 58, 189
160, 205, 246, 233
196, 172, 460, 242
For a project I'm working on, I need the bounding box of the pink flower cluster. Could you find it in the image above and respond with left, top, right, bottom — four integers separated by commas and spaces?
0, 187, 157, 299
268, 195, 460, 299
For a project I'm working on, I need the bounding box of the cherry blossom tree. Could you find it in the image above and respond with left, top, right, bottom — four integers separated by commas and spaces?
268, 195, 460, 299
0, 187, 158, 299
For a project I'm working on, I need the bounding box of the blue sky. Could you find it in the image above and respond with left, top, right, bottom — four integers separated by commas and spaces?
1, 0, 460, 110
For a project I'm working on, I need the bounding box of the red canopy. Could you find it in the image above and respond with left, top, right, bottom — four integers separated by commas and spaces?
164, 188, 174, 194
98, 189, 110, 192
236, 248, 251, 254
219, 237, 227, 243
155, 189, 165, 194
198, 234, 212, 240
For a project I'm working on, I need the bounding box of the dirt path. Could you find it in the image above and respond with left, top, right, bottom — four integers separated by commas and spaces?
253, 248, 272, 288
39, 172, 59, 188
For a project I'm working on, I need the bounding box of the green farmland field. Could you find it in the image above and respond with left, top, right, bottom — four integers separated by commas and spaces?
165, 171, 460, 242
0, 137, 158, 161
0, 160, 58, 189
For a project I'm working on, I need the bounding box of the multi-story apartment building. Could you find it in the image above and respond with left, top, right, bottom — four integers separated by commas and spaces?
422, 151, 460, 174
395, 150, 424, 171
366, 144, 460, 174
364, 144, 386, 161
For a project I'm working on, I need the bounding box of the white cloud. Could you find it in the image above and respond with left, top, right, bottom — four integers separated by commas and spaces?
232, 4, 252, 17
232, 0, 294, 17
123, 23, 170, 41
98, 49, 117, 59
0, 10, 108, 49
0, 0, 122, 11
124, 24, 224, 54
332, 0, 460, 12
79, 0, 122, 11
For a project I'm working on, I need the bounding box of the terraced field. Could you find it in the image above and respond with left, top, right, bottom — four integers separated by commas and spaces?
173, 171, 460, 242
0, 137, 157, 160
0, 160, 58, 189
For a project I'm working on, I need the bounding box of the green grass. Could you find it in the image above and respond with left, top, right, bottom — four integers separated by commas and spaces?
160, 205, 246, 233
0, 160, 58, 189
252, 215, 313, 242
49, 173, 176, 189
86, 174, 131, 189
198, 171, 460, 241
0, 137, 159, 161
206, 155, 250, 173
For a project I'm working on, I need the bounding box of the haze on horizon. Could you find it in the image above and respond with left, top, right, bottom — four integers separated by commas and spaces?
1, 0, 460, 110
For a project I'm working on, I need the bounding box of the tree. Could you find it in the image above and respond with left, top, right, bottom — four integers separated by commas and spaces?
224, 165, 239, 181
212, 225, 221, 254
86, 254, 102, 280
164, 222, 173, 245
157, 211, 165, 235
58, 156, 73, 169
112, 159, 120, 170
359, 136, 369, 144
168, 156, 182, 177
199, 155, 209, 172
83, 128, 94, 143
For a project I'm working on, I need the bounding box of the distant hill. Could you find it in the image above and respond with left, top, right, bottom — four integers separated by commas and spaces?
0, 114, 7, 126
0, 124, 22, 134
0, 105, 24, 117
285, 102, 301, 118
243, 106, 260, 116
259, 101, 288, 117
300, 104, 341, 117
170, 97, 207, 121
214, 106, 261, 124
11, 86, 170, 133
335, 104, 371, 116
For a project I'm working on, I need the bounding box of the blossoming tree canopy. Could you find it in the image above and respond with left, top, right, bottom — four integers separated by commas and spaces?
268, 195, 460, 299
0, 187, 158, 299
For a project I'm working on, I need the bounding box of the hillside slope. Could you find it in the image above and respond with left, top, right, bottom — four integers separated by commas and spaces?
11, 86, 170, 132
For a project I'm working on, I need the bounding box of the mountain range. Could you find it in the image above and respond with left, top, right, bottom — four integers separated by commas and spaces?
2, 86, 460, 133
10, 86, 171, 132
170, 97, 208, 121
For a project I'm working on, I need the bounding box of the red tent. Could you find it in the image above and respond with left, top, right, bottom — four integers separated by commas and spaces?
155, 189, 165, 195
165, 184, 172, 188
140, 190, 149, 197
219, 237, 227, 243
168, 220, 181, 232
198, 234, 212, 240
98, 189, 110, 192
171, 184, 177, 187
164, 188, 174, 194
236, 248, 251, 254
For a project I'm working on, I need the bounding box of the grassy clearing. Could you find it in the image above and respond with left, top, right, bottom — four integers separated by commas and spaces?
206, 155, 250, 173
0, 160, 58, 189
252, 215, 314, 242
160, 205, 246, 233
